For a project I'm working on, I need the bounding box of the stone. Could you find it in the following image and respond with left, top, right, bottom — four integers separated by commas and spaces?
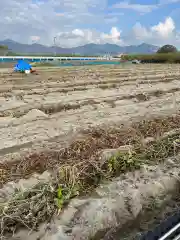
18, 177, 39, 191
99, 145, 133, 163
38, 170, 51, 181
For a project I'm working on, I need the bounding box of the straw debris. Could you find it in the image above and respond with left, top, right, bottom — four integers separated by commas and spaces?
1, 114, 180, 238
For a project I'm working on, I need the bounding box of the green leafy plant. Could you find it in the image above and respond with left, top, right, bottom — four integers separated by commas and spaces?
107, 151, 140, 175
55, 184, 80, 209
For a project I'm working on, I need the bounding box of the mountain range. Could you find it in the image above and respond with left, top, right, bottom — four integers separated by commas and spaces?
0, 39, 159, 55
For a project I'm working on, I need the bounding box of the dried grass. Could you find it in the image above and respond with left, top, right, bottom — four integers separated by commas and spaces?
1, 114, 180, 185
1, 114, 180, 238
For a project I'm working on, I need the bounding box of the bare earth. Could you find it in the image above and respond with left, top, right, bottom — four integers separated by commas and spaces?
1, 63, 180, 239
0, 64, 180, 164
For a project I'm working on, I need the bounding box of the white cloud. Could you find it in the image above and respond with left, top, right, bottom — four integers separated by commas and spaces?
133, 17, 175, 40
0, 0, 110, 46
132, 23, 149, 40
100, 27, 123, 44
56, 27, 123, 47
0, 0, 180, 48
131, 17, 180, 46
72, 29, 85, 37
151, 17, 175, 38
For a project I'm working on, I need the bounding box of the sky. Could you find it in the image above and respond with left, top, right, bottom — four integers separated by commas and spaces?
1, 0, 180, 47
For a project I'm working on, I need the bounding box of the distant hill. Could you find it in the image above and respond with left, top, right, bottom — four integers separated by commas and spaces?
0, 39, 159, 55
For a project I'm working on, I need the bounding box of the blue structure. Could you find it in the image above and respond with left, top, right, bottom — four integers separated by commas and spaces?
14, 60, 32, 72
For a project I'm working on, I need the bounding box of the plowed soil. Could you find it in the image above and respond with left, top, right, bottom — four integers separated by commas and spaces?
0, 64, 180, 181
2, 64, 180, 239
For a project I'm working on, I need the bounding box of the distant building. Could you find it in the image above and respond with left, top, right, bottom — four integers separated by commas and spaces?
113, 53, 126, 58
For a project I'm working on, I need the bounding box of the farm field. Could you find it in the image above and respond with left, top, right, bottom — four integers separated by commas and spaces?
1, 64, 180, 239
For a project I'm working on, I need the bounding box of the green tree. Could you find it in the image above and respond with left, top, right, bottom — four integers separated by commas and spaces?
157, 44, 178, 54
0, 45, 9, 56
0, 45, 8, 49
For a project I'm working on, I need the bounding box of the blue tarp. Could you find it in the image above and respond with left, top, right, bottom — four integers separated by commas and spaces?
14, 60, 32, 72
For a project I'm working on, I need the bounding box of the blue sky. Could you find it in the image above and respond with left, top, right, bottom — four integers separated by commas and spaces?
0, 0, 180, 47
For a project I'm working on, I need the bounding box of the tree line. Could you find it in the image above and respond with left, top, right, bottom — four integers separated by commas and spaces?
122, 44, 180, 63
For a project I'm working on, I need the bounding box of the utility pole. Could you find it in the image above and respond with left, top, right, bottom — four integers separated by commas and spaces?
53, 36, 57, 56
